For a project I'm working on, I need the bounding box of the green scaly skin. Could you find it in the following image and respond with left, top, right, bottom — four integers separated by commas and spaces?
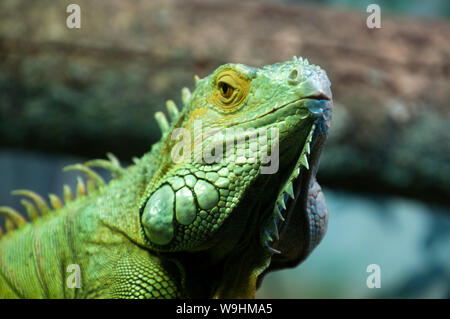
0, 58, 333, 298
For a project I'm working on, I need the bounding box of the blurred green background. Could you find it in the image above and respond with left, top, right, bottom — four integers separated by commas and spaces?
0, 0, 449, 298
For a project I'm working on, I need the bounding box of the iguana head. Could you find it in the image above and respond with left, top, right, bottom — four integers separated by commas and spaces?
140, 57, 332, 297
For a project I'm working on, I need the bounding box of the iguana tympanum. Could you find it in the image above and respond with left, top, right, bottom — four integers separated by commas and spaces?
0, 57, 332, 298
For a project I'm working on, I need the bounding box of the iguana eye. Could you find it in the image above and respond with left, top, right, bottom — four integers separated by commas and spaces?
211, 68, 251, 112
218, 82, 234, 99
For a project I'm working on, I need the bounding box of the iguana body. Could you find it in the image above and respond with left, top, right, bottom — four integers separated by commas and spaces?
0, 58, 332, 298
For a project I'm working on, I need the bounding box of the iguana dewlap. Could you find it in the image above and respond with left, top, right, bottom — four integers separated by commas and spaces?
0, 58, 332, 298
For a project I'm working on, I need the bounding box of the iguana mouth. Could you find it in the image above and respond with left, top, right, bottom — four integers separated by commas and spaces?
260, 122, 316, 253
305, 92, 331, 101
260, 97, 331, 259
260, 93, 330, 118
233, 93, 331, 129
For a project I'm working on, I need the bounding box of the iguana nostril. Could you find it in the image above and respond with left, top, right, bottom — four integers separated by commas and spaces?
288, 69, 299, 85
289, 69, 298, 79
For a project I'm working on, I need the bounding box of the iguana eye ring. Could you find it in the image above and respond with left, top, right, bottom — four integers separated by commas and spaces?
211, 68, 251, 112
218, 81, 234, 99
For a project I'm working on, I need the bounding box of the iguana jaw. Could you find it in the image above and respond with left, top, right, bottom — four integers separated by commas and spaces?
261, 97, 332, 264
231, 93, 330, 129
210, 97, 332, 299
259, 121, 316, 252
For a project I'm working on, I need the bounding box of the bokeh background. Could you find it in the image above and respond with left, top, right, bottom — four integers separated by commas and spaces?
0, 0, 449, 298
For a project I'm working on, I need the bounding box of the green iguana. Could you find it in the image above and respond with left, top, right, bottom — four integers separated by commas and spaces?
0, 57, 332, 298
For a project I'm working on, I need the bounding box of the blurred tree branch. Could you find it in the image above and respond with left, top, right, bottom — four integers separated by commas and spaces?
0, 0, 449, 204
